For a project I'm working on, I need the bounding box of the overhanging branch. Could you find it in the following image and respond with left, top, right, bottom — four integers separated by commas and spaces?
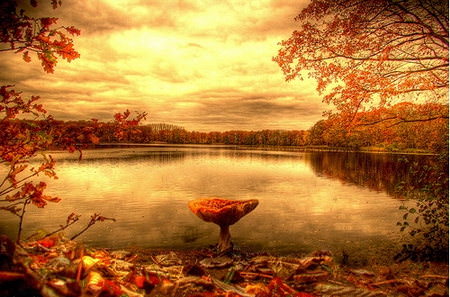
357, 114, 449, 127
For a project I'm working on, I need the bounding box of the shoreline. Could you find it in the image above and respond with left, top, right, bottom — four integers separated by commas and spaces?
47, 142, 437, 156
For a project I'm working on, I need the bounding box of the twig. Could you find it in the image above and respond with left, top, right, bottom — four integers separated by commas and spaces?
16, 199, 30, 243
239, 271, 273, 279
76, 249, 84, 282
70, 221, 95, 241
0, 171, 40, 196
0, 166, 13, 189
150, 255, 162, 266
41, 213, 80, 239
371, 279, 410, 286
420, 274, 449, 280
0, 271, 26, 281
70, 214, 115, 241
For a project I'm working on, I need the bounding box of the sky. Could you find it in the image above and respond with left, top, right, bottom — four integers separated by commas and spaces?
1, 0, 327, 132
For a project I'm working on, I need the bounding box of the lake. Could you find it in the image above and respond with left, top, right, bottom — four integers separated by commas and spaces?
0, 146, 432, 264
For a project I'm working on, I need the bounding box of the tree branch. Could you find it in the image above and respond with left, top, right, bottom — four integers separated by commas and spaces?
387, 115, 449, 127
356, 116, 399, 126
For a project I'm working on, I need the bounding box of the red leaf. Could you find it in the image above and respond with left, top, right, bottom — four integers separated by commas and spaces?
22, 51, 31, 63
65, 26, 81, 36
40, 17, 58, 28
146, 272, 160, 285
134, 275, 145, 288
102, 280, 122, 296
37, 53, 56, 73
37, 237, 55, 248
43, 195, 61, 203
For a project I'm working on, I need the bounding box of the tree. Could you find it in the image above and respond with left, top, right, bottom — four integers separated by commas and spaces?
274, 0, 449, 124
306, 103, 448, 150
0, 86, 57, 242
274, 0, 449, 260
354, 102, 448, 150
0, 0, 80, 73
0, 0, 81, 242
0, 0, 145, 242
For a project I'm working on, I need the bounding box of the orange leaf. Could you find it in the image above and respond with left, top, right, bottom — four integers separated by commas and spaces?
22, 51, 31, 63
43, 195, 61, 203
37, 237, 55, 248
134, 275, 145, 288
65, 26, 81, 36
89, 134, 100, 144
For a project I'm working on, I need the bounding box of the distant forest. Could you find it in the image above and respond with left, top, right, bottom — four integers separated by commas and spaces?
14, 103, 448, 152
10, 103, 449, 152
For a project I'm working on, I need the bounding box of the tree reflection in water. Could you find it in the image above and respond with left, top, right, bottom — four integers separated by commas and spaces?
306, 152, 438, 198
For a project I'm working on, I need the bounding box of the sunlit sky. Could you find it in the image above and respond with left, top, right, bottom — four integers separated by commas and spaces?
1, 0, 327, 132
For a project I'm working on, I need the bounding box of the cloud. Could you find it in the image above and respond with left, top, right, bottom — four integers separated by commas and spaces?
145, 88, 325, 131
55, 1, 177, 35
2, 0, 325, 131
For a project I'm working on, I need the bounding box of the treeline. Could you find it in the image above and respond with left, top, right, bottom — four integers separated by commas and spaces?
101, 124, 310, 146
38, 121, 308, 146
114, 103, 449, 152
12, 103, 448, 152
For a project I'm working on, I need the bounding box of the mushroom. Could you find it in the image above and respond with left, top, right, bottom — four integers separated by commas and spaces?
188, 198, 259, 253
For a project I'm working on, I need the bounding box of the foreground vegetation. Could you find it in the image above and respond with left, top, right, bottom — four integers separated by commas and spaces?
1, 235, 448, 297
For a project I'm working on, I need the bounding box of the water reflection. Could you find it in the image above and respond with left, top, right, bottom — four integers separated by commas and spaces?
1, 147, 432, 263
307, 152, 434, 198
52, 148, 189, 164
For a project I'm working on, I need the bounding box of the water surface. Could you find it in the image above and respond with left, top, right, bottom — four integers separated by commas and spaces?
1, 146, 430, 263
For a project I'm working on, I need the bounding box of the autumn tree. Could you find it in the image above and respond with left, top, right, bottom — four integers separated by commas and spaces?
307, 103, 448, 150
0, 0, 81, 242
274, 0, 449, 125
355, 102, 449, 150
274, 0, 449, 259
0, 0, 145, 242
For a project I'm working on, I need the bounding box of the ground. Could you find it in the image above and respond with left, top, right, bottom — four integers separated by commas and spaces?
0, 236, 448, 297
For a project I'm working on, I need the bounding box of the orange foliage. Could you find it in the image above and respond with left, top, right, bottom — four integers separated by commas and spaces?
308, 103, 448, 151
1, 0, 80, 74
274, 0, 449, 120
0, 85, 59, 241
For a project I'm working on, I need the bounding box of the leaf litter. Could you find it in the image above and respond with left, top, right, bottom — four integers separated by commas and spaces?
0, 235, 448, 297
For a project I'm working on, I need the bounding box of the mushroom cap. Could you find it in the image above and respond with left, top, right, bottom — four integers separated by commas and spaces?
188, 198, 259, 226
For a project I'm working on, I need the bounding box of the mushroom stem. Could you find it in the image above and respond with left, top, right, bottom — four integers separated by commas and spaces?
218, 225, 232, 252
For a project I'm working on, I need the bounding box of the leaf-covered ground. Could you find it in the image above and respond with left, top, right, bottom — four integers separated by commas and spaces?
0, 235, 448, 297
